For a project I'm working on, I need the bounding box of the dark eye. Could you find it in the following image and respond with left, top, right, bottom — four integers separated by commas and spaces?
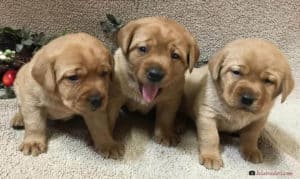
264, 79, 274, 84
138, 46, 147, 54
100, 71, 108, 77
67, 75, 79, 82
171, 52, 180, 60
231, 70, 241, 75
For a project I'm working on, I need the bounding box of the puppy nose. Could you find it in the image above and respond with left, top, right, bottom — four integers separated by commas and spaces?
147, 67, 165, 82
240, 94, 255, 106
88, 94, 102, 110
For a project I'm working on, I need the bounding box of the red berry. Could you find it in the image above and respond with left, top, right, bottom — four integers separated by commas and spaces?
2, 70, 17, 87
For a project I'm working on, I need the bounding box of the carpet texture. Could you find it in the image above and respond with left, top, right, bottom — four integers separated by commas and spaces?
0, 0, 299, 178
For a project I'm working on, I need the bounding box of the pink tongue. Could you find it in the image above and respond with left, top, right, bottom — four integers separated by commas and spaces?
142, 84, 159, 103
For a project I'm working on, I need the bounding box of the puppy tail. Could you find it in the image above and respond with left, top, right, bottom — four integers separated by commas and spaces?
262, 122, 300, 161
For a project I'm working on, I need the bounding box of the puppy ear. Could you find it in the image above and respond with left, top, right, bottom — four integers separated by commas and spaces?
31, 50, 56, 92
117, 21, 139, 55
280, 68, 294, 103
109, 55, 115, 80
188, 42, 200, 73
208, 49, 226, 80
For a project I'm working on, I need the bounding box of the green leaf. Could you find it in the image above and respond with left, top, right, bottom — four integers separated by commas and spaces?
0, 87, 16, 99
0, 27, 20, 43
16, 44, 24, 52
100, 21, 115, 33
22, 39, 33, 46
106, 14, 117, 24
4, 49, 12, 55
3, 27, 18, 38
106, 14, 122, 26
20, 28, 31, 39
6, 87, 15, 98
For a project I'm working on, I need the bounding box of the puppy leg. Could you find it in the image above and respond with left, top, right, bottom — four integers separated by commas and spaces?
197, 111, 223, 170
19, 107, 47, 156
174, 110, 187, 135
240, 118, 266, 163
107, 98, 124, 133
154, 97, 181, 146
83, 112, 124, 159
11, 111, 24, 130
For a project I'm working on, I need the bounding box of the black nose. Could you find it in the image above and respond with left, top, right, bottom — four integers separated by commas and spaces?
240, 94, 255, 106
88, 95, 102, 110
147, 68, 165, 82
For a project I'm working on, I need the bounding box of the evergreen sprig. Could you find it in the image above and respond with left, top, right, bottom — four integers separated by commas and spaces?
100, 14, 124, 33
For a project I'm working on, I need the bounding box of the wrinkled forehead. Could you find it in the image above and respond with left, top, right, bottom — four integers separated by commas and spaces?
224, 47, 284, 73
132, 23, 189, 47
54, 44, 112, 73
57, 44, 110, 64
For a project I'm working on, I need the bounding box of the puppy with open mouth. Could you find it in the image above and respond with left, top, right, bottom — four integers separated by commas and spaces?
108, 17, 200, 150
183, 39, 294, 170
10, 33, 122, 158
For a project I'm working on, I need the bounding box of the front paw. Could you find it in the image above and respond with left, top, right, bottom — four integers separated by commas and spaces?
19, 137, 47, 156
199, 154, 224, 170
241, 147, 263, 163
11, 112, 24, 130
96, 142, 125, 159
154, 132, 180, 146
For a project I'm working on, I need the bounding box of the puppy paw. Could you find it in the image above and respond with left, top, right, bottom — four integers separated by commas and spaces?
10, 112, 24, 130
19, 138, 47, 156
174, 113, 187, 135
175, 121, 187, 135
154, 132, 180, 146
199, 154, 224, 170
241, 148, 263, 163
96, 142, 125, 159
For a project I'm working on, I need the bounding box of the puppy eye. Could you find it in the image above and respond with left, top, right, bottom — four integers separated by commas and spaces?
67, 75, 79, 82
138, 46, 148, 54
171, 52, 180, 60
264, 79, 274, 85
231, 70, 241, 76
100, 71, 108, 77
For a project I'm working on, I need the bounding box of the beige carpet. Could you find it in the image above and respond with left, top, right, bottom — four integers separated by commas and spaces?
0, 0, 300, 178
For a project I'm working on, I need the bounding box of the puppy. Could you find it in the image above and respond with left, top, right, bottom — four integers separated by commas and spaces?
108, 17, 200, 148
11, 33, 122, 158
183, 39, 294, 170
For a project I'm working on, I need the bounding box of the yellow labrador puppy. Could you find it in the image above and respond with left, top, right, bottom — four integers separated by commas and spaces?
108, 17, 200, 151
183, 39, 294, 170
11, 33, 122, 158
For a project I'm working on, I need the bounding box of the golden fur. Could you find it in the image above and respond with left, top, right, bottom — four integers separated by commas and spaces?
108, 17, 200, 153
183, 39, 294, 170
10, 33, 122, 158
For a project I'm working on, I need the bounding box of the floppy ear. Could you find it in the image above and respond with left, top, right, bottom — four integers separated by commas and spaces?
109, 54, 115, 81
117, 21, 139, 55
280, 68, 294, 103
31, 50, 56, 92
208, 49, 226, 80
188, 42, 200, 73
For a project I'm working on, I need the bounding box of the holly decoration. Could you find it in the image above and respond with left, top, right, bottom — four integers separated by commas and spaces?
0, 27, 62, 99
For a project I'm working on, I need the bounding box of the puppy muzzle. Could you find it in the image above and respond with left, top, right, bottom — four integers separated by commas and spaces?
146, 67, 165, 83
240, 93, 256, 106
88, 94, 102, 111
